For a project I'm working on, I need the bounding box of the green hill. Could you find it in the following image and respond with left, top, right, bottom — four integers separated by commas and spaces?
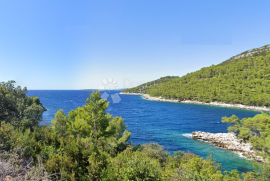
122, 76, 179, 93
123, 45, 270, 107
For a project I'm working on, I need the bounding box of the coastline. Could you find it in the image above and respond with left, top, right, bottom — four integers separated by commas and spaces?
191, 131, 265, 162
120, 92, 270, 112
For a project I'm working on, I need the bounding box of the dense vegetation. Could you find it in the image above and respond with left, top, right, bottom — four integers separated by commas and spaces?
223, 113, 270, 160
0, 81, 44, 129
122, 76, 179, 93
1, 81, 270, 180
123, 45, 270, 107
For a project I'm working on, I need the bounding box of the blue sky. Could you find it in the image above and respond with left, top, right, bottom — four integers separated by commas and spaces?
1, 0, 270, 90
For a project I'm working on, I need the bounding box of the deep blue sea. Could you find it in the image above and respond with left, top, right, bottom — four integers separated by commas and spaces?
28, 90, 261, 173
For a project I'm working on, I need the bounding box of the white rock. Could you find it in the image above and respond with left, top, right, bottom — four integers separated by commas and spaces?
192, 131, 265, 162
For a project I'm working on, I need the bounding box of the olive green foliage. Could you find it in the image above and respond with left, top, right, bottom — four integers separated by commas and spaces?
122, 76, 179, 93
124, 45, 270, 107
103, 148, 163, 180
0, 91, 132, 180
223, 113, 270, 160
103, 147, 240, 181
2, 82, 270, 180
0, 80, 43, 128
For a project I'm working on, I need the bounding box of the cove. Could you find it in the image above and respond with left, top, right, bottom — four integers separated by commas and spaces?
27, 90, 261, 173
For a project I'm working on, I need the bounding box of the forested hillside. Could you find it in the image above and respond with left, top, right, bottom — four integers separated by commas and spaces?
122, 76, 179, 93
123, 45, 270, 107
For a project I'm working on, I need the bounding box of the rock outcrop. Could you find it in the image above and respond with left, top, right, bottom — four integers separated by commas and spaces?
227, 44, 270, 62
42, 106, 48, 111
192, 131, 265, 162
40, 103, 47, 111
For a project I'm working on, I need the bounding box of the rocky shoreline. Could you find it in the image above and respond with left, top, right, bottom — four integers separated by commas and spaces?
41, 103, 48, 111
121, 92, 267, 162
120, 92, 270, 112
120, 92, 181, 103
192, 131, 265, 162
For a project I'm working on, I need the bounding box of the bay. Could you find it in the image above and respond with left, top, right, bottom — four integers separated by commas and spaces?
27, 90, 260, 173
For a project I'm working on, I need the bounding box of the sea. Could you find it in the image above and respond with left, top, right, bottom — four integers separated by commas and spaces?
27, 90, 261, 173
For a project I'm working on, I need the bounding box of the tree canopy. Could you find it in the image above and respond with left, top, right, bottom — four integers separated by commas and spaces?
0, 80, 44, 129
223, 113, 270, 159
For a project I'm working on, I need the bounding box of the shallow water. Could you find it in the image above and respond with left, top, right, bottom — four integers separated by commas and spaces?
28, 90, 261, 173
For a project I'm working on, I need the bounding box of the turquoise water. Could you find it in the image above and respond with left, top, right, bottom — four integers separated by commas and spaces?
27, 90, 261, 173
